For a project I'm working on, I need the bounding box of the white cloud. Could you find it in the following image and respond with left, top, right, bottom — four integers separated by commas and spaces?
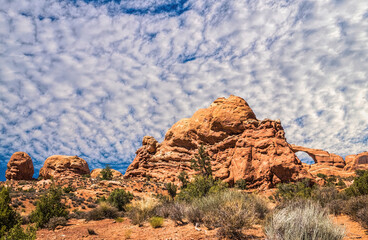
0, 0, 367, 177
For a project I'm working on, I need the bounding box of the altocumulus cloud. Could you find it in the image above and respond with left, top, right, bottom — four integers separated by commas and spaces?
0, 0, 368, 177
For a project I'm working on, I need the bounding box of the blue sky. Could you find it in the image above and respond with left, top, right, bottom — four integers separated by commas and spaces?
1, 0, 367, 180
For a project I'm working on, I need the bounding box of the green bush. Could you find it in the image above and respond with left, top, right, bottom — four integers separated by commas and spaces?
178, 171, 189, 189
176, 176, 227, 202
191, 145, 212, 178
0, 186, 19, 235
107, 189, 133, 211
235, 179, 247, 190
345, 170, 368, 196
149, 217, 164, 228
165, 183, 177, 199
30, 185, 68, 228
100, 165, 113, 180
264, 200, 344, 240
311, 186, 340, 207
275, 179, 314, 201
1, 222, 36, 240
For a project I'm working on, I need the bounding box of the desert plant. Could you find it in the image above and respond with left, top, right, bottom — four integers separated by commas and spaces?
343, 196, 368, 220
87, 228, 97, 235
30, 185, 68, 228
311, 186, 340, 207
107, 189, 133, 211
191, 145, 212, 177
176, 176, 227, 202
235, 179, 247, 190
0, 186, 19, 235
275, 178, 314, 201
1, 221, 36, 240
46, 216, 67, 230
165, 183, 177, 199
86, 202, 119, 220
178, 171, 189, 189
264, 200, 344, 240
149, 216, 164, 228
345, 170, 368, 196
100, 165, 113, 180
327, 199, 345, 215
357, 206, 368, 229
127, 197, 159, 226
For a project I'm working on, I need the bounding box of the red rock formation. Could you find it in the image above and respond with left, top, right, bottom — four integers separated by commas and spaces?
291, 145, 345, 168
39, 155, 90, 179
91, 168, 123, 179
5, 152, 34, 180
125, 95, 311, 189
344, 152, 368, 171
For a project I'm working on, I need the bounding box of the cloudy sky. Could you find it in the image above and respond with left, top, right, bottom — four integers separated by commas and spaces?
1, 0, 367, 180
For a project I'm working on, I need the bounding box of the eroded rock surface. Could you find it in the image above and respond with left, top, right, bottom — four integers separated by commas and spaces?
39, 155, 90, 179
344, 152, 368, 171
125, 95, 311, 189
5, 152, 34, 180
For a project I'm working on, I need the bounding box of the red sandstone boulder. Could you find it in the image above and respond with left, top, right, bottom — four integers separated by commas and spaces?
91, 168, 123, 179
39, 155, 90, 179
125, 95, 311, 189
5, 152, 34, 180
344, 152, 368, 171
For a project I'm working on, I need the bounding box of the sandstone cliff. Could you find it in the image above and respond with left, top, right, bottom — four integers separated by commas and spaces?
39, 155, 90, 179
125, 95, 311, 189
5, 152, 34, 180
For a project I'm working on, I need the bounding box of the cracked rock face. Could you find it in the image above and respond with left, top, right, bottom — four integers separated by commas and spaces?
6, 152, 34, 180
39, 155, 90, 179
125, 95, 311, 189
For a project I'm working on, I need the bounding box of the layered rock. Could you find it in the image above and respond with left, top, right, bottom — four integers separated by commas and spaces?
5, 152, 34, 180
344, 152, 368, 171
91, 168, 123, 179
291, 145, 345, 168
39, 155, 90, 179
125, 95, 311, 189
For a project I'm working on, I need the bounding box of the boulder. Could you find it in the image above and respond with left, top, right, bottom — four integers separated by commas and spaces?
344, 152, 368, 171
39, 155, 90, 179
5, 152, 34, 180
91, 168, 123, 179
125, 95, 311, 189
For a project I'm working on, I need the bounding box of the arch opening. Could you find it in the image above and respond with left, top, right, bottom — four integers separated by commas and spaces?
295, 151, 316, 165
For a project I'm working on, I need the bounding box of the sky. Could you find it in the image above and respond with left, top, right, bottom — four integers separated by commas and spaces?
0, 0, 367, 180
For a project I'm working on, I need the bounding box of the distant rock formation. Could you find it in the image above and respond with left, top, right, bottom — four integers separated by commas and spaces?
291, 145, 345, 168
344, 152, 368, 171
5, 152, 34, 180
39, 155, 90, 179
91, 168, 123, 179
125, 95, 311, 189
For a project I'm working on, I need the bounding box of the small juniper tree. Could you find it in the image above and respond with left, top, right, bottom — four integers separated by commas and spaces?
165, 183, 177, 199
178, 171, 189, 189
101, 164, 113, 180
0, 186, 19, 235
107, 189, 133, 211
191, 145, 212, 178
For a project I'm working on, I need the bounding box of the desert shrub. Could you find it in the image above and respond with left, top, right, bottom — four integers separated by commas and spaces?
234, 179, 247, 190
193, 190, 257, 238
166, 202, 186, 225
312, 186, 340, 207
165, 183, 177, 199
317, 173, 327, 180
86, 202, 119, 220
178, 171, 189, 189
30, 186, 68, 228
337, 178, 346, 188
343, 196, 368, 220
0, 186, 19, 235
63, 185, 75, 193
264, 200, 344, 240
1, 222, 36, 240
176, 176, 227, 202
345, 170, 368, 196
327, 199, 345, 215
100, 165, 113, 180
107, 189, 133, 211
46, 216, 67, 230
149, 216, 164, 228
127, 197, 159, 226
357, 206, 368, 229
275, 178, 314, 201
